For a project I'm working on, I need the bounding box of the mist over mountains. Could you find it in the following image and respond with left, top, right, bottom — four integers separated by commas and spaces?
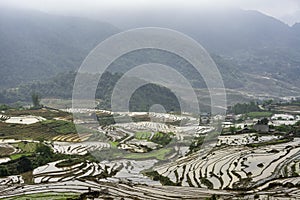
0, 6, 300, 102
103, 8, 300, 53
0, 8, 118, 88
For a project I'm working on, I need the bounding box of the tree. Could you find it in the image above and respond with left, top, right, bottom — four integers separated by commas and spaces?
36, 143, 53, 158
229, 126, 237, 134
31, 92, 41, 108
0, 104, 10, 110
0, 166, 10, 177
259, 118, 269, 125
17, 156, 33, 173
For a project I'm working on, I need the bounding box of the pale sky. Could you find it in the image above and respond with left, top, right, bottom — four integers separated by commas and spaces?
1, 0, 300, 25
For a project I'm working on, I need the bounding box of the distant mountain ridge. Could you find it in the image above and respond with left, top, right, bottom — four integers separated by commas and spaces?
103, 8, 300, 53
0, 7, 300, 99
105, 8, 300, 95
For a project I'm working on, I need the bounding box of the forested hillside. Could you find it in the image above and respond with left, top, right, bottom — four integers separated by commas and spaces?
0, 72, 181, 112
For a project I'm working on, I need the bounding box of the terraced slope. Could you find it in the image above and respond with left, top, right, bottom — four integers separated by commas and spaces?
51, 141, 110, 155
0, 179, 234, 199
153, 138, 300, 190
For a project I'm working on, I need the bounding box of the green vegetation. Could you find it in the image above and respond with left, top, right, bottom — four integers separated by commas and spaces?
0, 143, 73, 177
229, 101, 260, 114
144, 170, 180, 186
96, 113, 116, 126
151, 132, 174, 146
129, 83, 180, 112
188, 136, 205, 154
267, 121, 300, 137
17, 156, 33, 173
40, 120, 76, 135
0, 166, 9, 176
109, 141, 119, 148
134, 131, 174, 146
275, 124, 293, 133
12, 141, 38, 153
1, 72, 180, 112
10, 153, 32, 160
205, 194, 218, 200
4, 108, 71, 120
0, 104, 10, 110
31, 92, 41, 108
0, 119, 76, 140
135, 132, 152, 140
291, 122, 300, 137
246, 112, 273, 118
9, 142, 38, 160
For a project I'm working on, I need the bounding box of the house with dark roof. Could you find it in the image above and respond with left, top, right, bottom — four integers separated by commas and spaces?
199, 112, 211, 125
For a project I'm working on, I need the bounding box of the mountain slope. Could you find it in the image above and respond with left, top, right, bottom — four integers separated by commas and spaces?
104, 8, 300, 92
1, 7, 300, 99
0, 7, 118, 88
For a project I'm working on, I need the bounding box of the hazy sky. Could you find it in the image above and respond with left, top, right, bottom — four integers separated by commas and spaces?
1, 0, 300, 25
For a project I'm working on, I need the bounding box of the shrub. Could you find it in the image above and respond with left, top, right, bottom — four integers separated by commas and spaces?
17, 156, 33, 173
0, 166, 10, 177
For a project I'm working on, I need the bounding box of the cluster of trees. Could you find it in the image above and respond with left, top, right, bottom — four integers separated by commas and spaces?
31, 93, 41, 108
150, 132, 174, 146
0, 104, 10, 110
274, 121, 300, 136
0, 143, 54, 177
129, 84, 180, 112
229, 101, 260, 114
0, 72, 77, 103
